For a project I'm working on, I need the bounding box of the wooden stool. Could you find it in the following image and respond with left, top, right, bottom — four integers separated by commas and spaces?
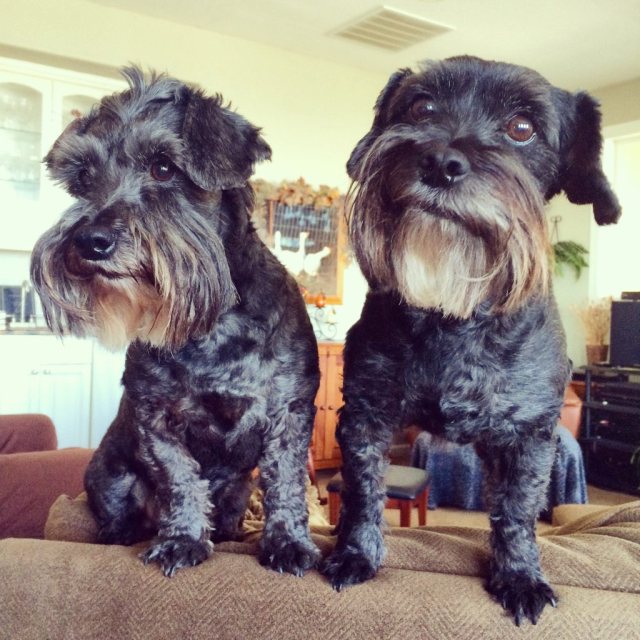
326, 465, 430, 527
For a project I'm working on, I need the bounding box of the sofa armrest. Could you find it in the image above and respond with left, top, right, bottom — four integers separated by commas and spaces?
0, 447, 93, 539
0, 414, 57, 454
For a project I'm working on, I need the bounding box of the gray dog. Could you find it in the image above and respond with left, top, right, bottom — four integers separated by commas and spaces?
31, 68, 320, 577
321, 56, 621, 625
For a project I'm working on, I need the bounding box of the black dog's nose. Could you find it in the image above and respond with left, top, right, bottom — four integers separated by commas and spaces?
420, 148, 470, 187
72, 226, 117, 261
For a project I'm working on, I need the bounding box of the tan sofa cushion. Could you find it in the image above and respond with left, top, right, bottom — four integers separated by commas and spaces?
1, 498, 637, 639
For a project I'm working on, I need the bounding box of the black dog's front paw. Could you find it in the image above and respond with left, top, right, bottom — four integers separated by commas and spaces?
259, 534, 320, 577
140, 536, 213, 577
321, 547, 379, 591
486, 572, 558, 625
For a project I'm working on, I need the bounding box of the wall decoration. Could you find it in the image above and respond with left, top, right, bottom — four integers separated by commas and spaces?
252, 178, 346, 304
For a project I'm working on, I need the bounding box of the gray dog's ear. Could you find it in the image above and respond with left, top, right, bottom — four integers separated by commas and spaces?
347, 68, 413, 181
180, 88, 271, 190
556, 91, 621, 225
44, 116, 93, 194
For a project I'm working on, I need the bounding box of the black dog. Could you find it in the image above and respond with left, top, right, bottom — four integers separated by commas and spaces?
321, 56, 621, 624
31, 68, 320, 577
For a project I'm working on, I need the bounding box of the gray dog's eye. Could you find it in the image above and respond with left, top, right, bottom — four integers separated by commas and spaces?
505, 115, 536, 144
78, 168, 91, 189
409, 96, 437, 121
150, 156, 176, 182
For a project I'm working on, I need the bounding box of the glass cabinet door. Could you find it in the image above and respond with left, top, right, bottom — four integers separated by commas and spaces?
53, 83, 107, 132
0, 71, 51, 250
0, 63, 122, 251
0, 82, 42, 201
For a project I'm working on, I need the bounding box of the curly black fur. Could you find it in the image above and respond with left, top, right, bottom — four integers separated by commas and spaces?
321, 56, 621, 625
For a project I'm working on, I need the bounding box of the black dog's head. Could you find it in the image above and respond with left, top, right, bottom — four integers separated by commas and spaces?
31, 67, 271, 350
347, 56, 621, 318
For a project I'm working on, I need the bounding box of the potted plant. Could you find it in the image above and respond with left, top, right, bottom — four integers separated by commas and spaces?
550, 215, 589, 279
576, 297, 612, 365
553, 240, 589, 279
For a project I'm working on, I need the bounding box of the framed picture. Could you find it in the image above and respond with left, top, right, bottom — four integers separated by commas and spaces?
252, 179, 347, 305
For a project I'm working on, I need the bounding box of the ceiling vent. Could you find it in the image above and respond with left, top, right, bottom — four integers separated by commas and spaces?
331, 6, 452, 52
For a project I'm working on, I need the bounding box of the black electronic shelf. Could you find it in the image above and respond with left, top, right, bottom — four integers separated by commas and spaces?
578, 365, 640, 496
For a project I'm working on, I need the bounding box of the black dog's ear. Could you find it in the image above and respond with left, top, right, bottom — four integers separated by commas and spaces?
557, 91, 621, 225
180, 88, 271, 190
347, 68, 413, 181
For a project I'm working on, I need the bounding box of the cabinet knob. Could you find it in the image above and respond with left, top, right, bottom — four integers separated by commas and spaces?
327, 405, 335, 410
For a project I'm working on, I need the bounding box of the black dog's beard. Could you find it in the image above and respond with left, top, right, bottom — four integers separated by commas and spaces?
348, 127, 551, 318
31, 202, 237, 351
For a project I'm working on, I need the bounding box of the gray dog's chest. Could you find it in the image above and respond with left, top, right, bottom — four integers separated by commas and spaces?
127, 325, 278, 439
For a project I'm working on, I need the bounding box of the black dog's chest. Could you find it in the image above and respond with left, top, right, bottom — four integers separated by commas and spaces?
404, 333, 494, 436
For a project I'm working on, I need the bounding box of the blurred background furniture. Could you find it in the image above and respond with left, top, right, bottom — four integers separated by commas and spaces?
409, 386, 587, 518
326, 465, 429, 527
0, 413, 92, 538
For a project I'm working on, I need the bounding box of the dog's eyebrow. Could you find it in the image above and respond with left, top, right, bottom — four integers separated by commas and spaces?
387, 81, 435, 119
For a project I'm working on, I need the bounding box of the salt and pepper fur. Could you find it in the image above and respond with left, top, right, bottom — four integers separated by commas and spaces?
31, 68, 320, 577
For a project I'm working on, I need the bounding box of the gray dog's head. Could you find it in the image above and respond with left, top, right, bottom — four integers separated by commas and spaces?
31, 67, 271, 350
347, 56, 621, 318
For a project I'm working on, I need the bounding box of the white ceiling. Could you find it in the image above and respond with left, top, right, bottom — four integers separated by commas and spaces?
89, 0, 640, 90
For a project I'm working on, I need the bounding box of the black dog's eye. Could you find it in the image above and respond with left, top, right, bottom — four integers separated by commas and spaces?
409, 96, 437, 121
505, 115, 536, 144
150, 156, 176, 182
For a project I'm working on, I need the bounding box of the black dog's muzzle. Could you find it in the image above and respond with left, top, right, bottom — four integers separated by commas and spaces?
419, 146, 470, 188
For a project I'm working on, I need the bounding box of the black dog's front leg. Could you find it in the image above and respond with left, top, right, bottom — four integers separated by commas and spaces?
476, 433, 558, 625
321, 405, 396, 590
139, 429, 213, 577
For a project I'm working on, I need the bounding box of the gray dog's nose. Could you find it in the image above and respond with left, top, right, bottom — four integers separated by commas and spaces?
73, 226, 117, 261
420, 148, 470, 187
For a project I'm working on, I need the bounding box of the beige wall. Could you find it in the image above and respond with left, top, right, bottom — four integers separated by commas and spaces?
595, 77, 640, 128
0, 0, 386, 191
2, 0, 639, 349
549, 76, 640, 365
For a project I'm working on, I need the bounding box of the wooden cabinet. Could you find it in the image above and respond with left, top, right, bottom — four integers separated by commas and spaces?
312, 342, 344, 469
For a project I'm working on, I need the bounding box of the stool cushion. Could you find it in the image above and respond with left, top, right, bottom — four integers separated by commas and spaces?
327, 465, 429, 500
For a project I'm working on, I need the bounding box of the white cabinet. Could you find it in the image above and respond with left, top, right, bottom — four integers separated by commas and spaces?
0, 57, 124, 251
0, 334, 126, 449
26, 362, 91, 449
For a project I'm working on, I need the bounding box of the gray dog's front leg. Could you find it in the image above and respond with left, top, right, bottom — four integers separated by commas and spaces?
258, 404, 320, 576
139, 429, 213, 577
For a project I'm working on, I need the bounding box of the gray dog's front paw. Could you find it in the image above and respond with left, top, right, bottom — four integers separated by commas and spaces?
321, 547, 379, 591
259, 532, 320, 577
140, 536, 213, 577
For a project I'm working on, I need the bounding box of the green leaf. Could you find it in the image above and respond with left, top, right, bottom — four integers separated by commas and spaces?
553, 241, 589, 279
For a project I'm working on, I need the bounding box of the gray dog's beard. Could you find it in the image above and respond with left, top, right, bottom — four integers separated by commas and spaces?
32, 205, 236, 351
